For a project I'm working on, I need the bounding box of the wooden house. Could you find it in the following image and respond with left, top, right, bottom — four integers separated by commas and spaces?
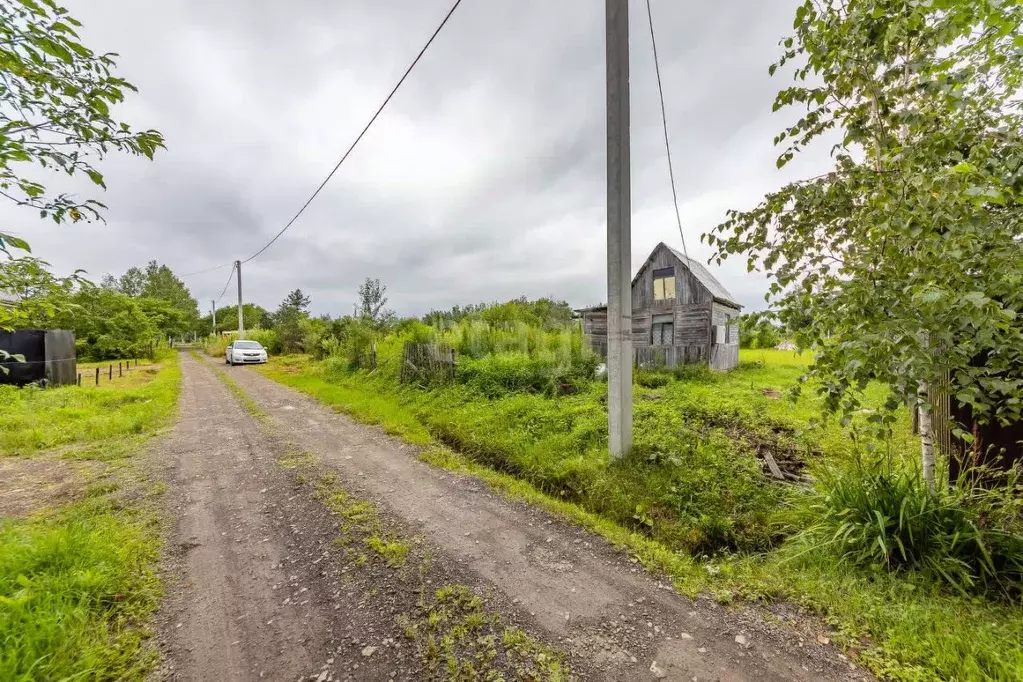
579, 242, 742, 371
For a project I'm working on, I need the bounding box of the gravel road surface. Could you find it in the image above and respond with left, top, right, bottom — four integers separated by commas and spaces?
153, 352, 869, 681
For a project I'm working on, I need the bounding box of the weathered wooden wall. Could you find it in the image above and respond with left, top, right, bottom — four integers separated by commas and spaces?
581, 243, 742, 370
582, 309, 607, 339
709, 343, 739, 371
634, 345, 707, 368
711, 301, 740, 331
631, 244, 714, 312
674, 303, 711, 346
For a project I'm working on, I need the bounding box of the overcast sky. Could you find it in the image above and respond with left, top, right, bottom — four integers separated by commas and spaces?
7, 0, 834, 317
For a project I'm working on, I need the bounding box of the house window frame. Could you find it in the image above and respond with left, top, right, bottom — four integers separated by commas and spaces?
651, 313, 674, 346
652, 267, 676, 302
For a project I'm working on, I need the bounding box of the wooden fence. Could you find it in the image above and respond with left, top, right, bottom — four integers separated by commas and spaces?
353, 345, 377, 370
400, 342, 456, 384
590, 341, 736, 372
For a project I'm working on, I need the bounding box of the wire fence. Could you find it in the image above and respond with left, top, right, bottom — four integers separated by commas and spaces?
0, 356, 149, 388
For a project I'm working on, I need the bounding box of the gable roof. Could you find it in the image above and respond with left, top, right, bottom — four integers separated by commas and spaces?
665, 245, 741, 308
576, 243, 743, 312
629, 242, 741, 309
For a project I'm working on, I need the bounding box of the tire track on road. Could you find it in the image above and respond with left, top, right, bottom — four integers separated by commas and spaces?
220, 359, 869, 682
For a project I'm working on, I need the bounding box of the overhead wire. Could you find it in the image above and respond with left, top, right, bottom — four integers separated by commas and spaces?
241, 0, 465, 265
214, 263, 236, 303
179, 261, 232, 278
644, 0, 689, 262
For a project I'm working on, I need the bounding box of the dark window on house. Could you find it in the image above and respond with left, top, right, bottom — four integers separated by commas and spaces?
652, 267, 676, 301
651, 314, 673, 345
724, 314, 732, 343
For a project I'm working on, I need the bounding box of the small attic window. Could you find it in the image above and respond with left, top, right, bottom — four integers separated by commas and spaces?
652, 267, 675, 301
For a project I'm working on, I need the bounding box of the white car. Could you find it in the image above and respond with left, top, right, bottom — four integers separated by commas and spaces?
226, 340, 268, 365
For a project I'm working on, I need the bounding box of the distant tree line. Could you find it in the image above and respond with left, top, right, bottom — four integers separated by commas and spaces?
1, 257, 203, 360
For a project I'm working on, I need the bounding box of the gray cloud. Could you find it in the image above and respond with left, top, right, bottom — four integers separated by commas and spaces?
6, 0, 834, 318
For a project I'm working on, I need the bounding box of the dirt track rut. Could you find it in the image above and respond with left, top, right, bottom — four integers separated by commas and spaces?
155, 352, 869, 681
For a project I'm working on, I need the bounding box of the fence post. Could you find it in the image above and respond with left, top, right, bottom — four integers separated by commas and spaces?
77, 373, 81, 387
119, 362, 122, 377
108, 365, 112, 380
95, 367, 99, 385
371, 343, 377, 370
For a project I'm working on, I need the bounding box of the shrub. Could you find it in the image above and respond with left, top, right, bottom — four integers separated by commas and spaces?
398, 320, 434, 344
202, 328, 278, 357
636, 371, 671, 389
246, 328, 280, 354
456, 351, 595, 398
203, 335, 229, 357
342, 321, 376, 368
672, 362, 713, 382
789, 464, 1023, 598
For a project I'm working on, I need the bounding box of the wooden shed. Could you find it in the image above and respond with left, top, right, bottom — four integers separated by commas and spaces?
579, 242, 742, 371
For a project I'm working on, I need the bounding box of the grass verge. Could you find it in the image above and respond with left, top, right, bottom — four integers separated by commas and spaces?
254, 354, 1023, 682
0, 353, 180, 681
0, 357, 181, 457
0, 492, 162, 680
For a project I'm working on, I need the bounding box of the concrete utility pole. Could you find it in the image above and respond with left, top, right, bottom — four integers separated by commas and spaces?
235, 260, 244, 340
211, 300, 217, 336
606, 0, 633, 458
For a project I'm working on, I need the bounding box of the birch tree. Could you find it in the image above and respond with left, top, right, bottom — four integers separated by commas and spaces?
0, 0, 164, 254
705, 0, 1023, 487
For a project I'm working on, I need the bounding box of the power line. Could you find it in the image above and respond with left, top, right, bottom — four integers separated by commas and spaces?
242, 0, 465, 265
215, 263, 236, 303
644, 0, 689, 262
180, 262, 232, 278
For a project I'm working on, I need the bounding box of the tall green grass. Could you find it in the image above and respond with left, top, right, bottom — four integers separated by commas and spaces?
0, 495, 162, 681
0, 356, 178, 681
789, 464, 1023, 599
0, 358, 181, 457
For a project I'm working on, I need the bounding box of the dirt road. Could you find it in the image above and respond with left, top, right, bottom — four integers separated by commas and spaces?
155, 352, 868, 681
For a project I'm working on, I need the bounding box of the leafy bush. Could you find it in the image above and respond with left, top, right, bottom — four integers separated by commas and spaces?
673, 362, 714, 382
398, 320, 435, 344
739, 314, 782, 349
203, 335, 229, 357
425, 296, 573, 330
636, 371, 671, 389
245, 328, 280, 354
789, 465, 1023, 598
202, 328, 278, 357
341, 320, 376, 368
456, 351, 596, 398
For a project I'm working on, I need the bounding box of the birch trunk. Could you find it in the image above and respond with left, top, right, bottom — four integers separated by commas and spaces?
918, 382, 935, 491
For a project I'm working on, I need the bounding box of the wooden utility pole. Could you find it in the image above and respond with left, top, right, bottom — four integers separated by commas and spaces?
606, 0, 633, 458
211, 299, 217, 336
235, 260, 244, 340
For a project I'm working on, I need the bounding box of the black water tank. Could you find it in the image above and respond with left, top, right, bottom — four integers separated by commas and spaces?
0, 330, 77, 387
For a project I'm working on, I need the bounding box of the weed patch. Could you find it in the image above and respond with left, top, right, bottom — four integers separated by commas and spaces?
365, 534, 410, 568
207, 358, 265, 418
400, 584, 572, 681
